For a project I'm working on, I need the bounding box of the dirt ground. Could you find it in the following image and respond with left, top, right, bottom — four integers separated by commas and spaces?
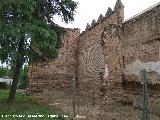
33, 85, 160, 120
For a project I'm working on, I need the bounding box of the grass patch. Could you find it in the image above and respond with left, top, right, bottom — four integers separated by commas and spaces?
0, 89, 66, 120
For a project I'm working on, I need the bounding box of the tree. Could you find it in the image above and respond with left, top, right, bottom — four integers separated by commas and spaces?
0, 66, 12, 78
19, 66, 28, 89
0, 0, 78, 103
0, 67, 6, 78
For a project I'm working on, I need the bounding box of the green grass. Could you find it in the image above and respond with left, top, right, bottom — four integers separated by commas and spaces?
0, 89, 66, 120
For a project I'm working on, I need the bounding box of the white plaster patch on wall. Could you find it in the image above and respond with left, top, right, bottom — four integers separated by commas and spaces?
104, 64, 109, 78
125, 59, 160, 75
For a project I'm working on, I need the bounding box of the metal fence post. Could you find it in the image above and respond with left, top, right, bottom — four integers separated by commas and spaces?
141, 69, 149, 120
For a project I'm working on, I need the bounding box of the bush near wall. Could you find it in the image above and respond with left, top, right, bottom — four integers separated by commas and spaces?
0, 82, 9, 89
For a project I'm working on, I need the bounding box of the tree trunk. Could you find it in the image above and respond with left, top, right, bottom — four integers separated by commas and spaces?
7, 37, 24, 104
7, 56, 23, 103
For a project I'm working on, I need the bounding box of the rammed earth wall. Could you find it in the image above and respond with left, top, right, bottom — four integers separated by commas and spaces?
121, 3, 160, 84
29, 28, 80, 93
29, 1, 160, 94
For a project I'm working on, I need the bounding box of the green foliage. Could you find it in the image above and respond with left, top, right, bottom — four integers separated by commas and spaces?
0, 0, 78, 64
19, 66, 28, 89
0, 66, 29, 89
0, 0, 78, 103
0, 82, 9, 89
0, 67, 6, 78
0, 67, 12, 78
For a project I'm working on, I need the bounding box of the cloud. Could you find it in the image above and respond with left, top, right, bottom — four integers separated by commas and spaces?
53, 0, 160, 31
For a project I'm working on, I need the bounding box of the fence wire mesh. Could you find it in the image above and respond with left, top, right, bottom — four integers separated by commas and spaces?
30, 69, 160, 120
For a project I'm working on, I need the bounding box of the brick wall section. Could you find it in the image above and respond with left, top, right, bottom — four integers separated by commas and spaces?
77, 5, 124, 97
29, 28, 80, 93
121, 3, 160, 83
101, 25, 123, 84
29, 1, 160, 95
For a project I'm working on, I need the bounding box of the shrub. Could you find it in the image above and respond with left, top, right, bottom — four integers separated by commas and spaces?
0, 82, 9, 89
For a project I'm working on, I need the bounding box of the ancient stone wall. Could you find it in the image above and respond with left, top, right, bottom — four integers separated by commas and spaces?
121, 3, 160, 84
28, 2, 160, 119
77, 2, 124, 97
29, 1, 160, 95
101, 24, 123, 84
29, 28, 80, 93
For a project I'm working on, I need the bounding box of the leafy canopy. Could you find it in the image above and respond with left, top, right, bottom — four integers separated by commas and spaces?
0, 66, 12, 78
0, 0, 78, 65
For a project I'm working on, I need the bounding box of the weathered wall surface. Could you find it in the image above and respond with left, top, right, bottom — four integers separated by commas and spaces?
121, 3, 160, 83
29, 28, 80, 93
28, 2, 160, 119
101, 24, 123, 84
77, 7, 124, 97
29, 1, 160, 94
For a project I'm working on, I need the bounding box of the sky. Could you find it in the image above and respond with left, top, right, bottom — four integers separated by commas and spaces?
53, 0, 160, 32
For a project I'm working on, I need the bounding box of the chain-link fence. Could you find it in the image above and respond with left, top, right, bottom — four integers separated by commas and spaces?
31, 69, 160, 120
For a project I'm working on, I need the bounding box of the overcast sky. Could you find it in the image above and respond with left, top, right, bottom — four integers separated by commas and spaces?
54, 0, 160, 31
